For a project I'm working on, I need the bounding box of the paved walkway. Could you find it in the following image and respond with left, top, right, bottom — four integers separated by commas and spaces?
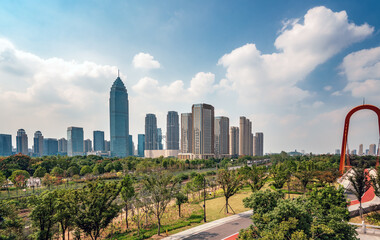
162, 210, 252, 240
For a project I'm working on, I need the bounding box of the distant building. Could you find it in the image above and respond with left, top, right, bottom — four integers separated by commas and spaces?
93, 131, 105, 152
214, 116, 229, 157
335, 149, 340, 155
167, 111, 179, 150
181, 113, 192, 153
104, 140, 110, 152
67, 127, 84, 156
110, 74, 130, 157
58, 138, 67, 154
33, 131, 44, 157
369, 144, 377, 156
43, 138, 58, 156
16, 129, 28, 155
192, 103, 214, 159
366, 149, 369, 155
144, 149, 181, 158
0, 134, 12, 156
84, 139, 92, 153
239, 117, 252, 156
157, 128, 163, 150
254, 132, 264, 156
145, 114, 158, 150
138, 134, 145, 157
351, 149, 357, 155
359, 144, 363, 156
229, 127, 239, 157
128, 135, 134, 156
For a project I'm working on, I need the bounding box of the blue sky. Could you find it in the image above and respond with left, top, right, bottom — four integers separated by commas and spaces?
0, 0, 380, 153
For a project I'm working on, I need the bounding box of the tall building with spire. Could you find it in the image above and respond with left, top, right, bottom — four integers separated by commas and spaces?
109, 73, 130, 157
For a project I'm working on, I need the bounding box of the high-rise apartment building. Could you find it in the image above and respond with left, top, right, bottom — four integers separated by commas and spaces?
214, 116, 229, 157
43, 138, 58, 156
192, 103, 214, 158
0, 134, 12, 156
254, 132, 264, 156
33, 131, 44, 157
239, 117, 252, 156
167, 111, 179, 150
67, 127, 84, 156
181, 113, 192, 153
229, 127, 239, 157
58, 138, 67, 154
157, 128, 163, 150
84, 139, 92, 153
110, 74, 130, 157
138, 134, 145, 157
16, 129, 28, 155
145, 114, 158, 150
359, 144, 364, 156
128, 135, 134, 156
369, 144, 377, 156
93, 131, 105, 152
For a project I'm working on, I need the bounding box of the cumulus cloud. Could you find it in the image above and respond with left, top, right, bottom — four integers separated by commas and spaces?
324, 85, 332, 91
0, 38, 118, 140
132, 52, 161, 69
341, 46, 380, 101
132, 72, 215, 102
218, 6, 373, 107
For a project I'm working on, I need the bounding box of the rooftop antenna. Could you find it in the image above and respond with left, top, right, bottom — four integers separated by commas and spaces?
363, 98, 365, 105
118, 69, 120, 78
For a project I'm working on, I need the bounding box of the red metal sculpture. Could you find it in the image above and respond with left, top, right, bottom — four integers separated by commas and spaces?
339, 104, 380, 175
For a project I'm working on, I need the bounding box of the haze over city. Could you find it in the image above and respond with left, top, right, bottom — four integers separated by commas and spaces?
0, 1, 380, 153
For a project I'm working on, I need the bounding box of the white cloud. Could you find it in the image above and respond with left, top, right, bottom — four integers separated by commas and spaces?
132, 72, 215, 102
341, 46, 380, 102
132, 52, 161, 69
218, 6, 373, 107
324, 85, 332, 91
0, 38, 118, 142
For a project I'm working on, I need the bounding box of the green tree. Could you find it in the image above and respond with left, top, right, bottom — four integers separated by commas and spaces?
243, 190, 284, 215
55, 189, 76, 240
33, 166, 47, 178
294, 160, 315, 193
192, 174, 205, 199
217, 169, 243, 213
30, 190, 58, 240
67, 166, 80, 177
349, 167, 370, 218
270, 163, 287, 190
9, 170, 30, 188
80, 166, 92, 176
0, 199, 24, 239
73, 180, 121, 240
120, 175, 135, 229
142, 171, 180, 235
104, 163, 114, 172
371, 166, 380, 197
240, 165, 267, 192
51, 167, 64, 177
175, 192, 188, 217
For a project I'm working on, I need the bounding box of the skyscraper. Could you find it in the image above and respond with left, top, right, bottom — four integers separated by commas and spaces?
138, 134, 145, 157
157, 128, 163, 150
167, 111, 179, 150
181, 113, 192, 153
128, 135, 134, 156
229, 127, 239, 157
214, 116, 229, 157
145, 114, 158, 150
58, 138, 67, 154
358, 144, 363, 156
239, 117, 252, 156
104, 140, 110, 152
16, 129, 28, 155
43, 138, 58, 156
33, 131, 44, 157
67, 127, 84, 156
84, 139, 92, 153
110, 74, 130, 157
192, 103, 214, 158
93, 131, 105, 152
0, 134, 12, 156
369, 144, 377, 156
255, 132, 264, 156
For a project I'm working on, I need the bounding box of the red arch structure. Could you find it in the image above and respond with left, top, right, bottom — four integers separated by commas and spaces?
339, 104, 380, 175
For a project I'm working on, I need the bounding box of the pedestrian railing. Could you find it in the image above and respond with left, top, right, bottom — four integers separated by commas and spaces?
349, 221, 380, 234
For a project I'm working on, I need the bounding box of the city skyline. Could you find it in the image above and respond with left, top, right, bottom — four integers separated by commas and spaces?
0, 1, 380, 153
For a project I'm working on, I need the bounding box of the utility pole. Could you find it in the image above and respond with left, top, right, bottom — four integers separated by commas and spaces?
203, 177, 206, 222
